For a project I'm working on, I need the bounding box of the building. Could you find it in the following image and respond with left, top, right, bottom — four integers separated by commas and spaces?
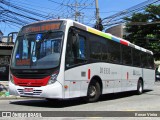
1, 36, 8, 43
0, 43, 14, 81
0, 33, 16, 82
105, 24, 124, 38
0, 30, 3, 42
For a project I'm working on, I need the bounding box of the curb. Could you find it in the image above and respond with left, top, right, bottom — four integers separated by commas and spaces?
0, 96, 33, 100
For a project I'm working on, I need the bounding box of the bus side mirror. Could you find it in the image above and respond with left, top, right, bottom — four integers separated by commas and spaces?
7, 32, 18, 45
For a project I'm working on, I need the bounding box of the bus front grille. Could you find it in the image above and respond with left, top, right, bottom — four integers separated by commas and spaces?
17, 89, 42, 96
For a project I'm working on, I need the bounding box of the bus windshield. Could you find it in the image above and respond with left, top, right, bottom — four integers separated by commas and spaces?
11, 31, 63, 69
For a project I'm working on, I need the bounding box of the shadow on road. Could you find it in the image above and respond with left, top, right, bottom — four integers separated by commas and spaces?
10, 98, 87, 108
10, 90, 152, 108
100, 90, 152, 102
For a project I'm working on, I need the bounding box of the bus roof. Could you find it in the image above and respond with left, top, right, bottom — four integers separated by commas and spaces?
24, 19, 153, 55
71, 20, 153, 55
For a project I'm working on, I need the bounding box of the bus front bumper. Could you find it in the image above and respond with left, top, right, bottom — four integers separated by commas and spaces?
9, 81, 63, 99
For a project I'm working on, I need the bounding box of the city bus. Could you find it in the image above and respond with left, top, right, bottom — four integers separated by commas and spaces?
9, 19, 155, 102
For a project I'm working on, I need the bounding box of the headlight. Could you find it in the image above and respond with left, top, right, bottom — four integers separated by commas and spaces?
48, 71, 59, 85
10, 74, 14, 84
156, 75, 160, 78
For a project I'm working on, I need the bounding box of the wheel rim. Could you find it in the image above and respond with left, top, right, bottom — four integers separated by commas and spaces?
89, 85, 96, 97
139, 82, 142, 93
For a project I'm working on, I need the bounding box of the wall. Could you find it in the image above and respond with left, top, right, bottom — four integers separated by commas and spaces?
105, 24, 123, 38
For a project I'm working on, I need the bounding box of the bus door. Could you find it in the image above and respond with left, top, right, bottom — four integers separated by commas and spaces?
64, 27, 88, 98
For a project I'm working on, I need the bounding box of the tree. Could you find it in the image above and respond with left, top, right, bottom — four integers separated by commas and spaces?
124, 5, 160, 60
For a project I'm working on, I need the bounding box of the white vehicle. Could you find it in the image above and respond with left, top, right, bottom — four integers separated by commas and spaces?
9, 19, 155, 102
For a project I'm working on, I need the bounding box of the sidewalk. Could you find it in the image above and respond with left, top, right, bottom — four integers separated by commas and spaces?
0, 91, 29, 100
0, 94, 27, 100
0, 82, 40, 100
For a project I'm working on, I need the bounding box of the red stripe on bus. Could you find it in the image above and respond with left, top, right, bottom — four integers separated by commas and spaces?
88, 69, 91, 80
13, 75, 50, 87
120, 40, 129, 46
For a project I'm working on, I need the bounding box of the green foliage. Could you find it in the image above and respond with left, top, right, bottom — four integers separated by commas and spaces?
124, 5, 160, 60
0, 92, 5, 96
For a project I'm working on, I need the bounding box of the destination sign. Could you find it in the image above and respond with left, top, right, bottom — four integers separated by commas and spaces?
21, 22, 62, 34
16, 59, 30, 66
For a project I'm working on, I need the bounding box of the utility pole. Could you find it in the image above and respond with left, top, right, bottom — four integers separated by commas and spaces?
94, 0, 103, 31
95, 0, 100, 23
67, 0, 93, 21
75, 0, 78, 21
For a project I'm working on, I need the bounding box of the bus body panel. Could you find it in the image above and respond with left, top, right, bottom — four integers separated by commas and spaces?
9, 81, 63, 98
121, 66, 142, 91
64, 63, 154, 98
143, 69, 155, 89
64, 64, 88, 98
64, 63, 147, 98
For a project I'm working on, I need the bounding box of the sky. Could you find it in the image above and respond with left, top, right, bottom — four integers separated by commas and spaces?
0, 0, 149, 36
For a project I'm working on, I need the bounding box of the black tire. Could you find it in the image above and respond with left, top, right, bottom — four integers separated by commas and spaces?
86, 80, 101, 102
137, 80, 143, 95
45, 98, 58, 102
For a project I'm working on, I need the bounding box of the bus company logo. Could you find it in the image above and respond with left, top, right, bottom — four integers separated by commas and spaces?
133, 70, 141, 76
2, 112, 11, 117
27, 82, 31, 86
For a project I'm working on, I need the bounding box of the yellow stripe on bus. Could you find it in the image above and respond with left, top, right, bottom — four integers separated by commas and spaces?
87, 27, 112, 40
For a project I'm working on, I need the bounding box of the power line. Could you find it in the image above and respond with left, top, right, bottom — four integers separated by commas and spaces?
1, 0, 48, 19
102, 0, 160, 26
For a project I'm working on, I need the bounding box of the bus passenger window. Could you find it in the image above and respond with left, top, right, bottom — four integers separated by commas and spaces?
147, 54, 154, 69
65, 28, 87, 68
90, 34, 102, 60
107, 40, 121, 64
141, 52, 148, 68
79, 36, 86, 59
90, 41, 101, 60
121, 45, 132, 65
132, 49, 141, 67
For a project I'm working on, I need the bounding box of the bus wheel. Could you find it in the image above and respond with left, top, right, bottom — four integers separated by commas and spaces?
86, 80, 101, 102
137, 80, 143, 95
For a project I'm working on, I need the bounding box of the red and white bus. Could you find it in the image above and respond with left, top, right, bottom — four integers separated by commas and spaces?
9, 19, 155, 102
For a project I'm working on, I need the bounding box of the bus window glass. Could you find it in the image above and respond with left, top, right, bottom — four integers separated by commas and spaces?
65, 29, 87, 68
22, 39, 29, 59
148, 54, 154, 69
90, 41, 101, 60
31, 41, 36, 57
141, 52, 148, 68
79, 36, 86, 59
11, 32, 63, 69
89, 34, 101, 60
107, 40, 121, 64
122, 45, 132, 65
132, 49, 141, 67
101, 38, 108, 61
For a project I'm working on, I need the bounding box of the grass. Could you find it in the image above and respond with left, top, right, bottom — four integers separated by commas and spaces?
0, 92, 5, 96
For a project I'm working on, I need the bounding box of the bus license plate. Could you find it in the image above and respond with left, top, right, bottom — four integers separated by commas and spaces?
24, 88, 33, 93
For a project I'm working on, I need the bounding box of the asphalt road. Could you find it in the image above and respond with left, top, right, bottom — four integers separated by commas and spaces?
0, 82, 160, 119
